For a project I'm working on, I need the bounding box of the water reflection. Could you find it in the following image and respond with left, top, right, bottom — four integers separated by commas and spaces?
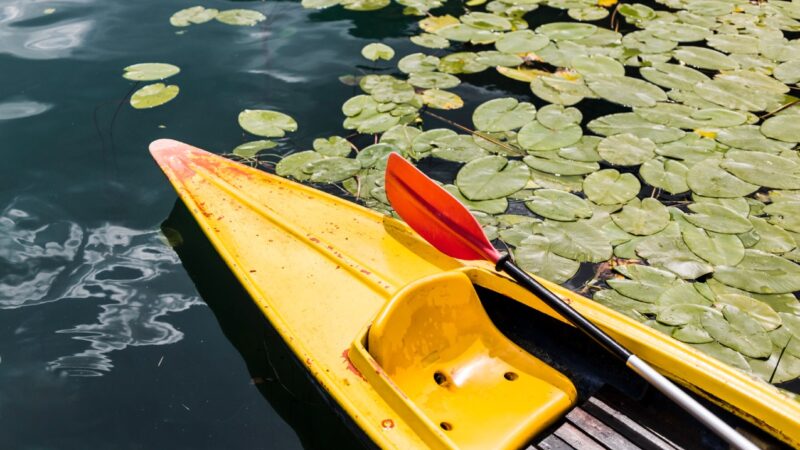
0, 1, 93, 59
0, 99, 52, 120
0, 197, 201, 376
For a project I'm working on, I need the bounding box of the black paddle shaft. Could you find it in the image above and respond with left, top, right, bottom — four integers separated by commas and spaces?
498, 256, 633, 362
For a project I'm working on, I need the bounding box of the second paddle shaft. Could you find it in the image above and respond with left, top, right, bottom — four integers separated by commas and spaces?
499, 258, 759, 450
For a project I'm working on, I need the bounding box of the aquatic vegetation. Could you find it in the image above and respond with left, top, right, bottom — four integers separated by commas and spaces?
123, 63, 181, 109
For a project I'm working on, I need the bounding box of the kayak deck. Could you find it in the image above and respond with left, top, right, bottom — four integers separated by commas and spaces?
150, 139, 800, 448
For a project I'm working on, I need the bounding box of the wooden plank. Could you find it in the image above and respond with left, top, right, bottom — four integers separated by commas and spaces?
535, 434, 574, 450
582, 396, 680, 450
553, 422, 607, 450
566, 406, 640, 450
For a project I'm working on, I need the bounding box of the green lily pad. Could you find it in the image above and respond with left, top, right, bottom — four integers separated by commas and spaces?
691, 342, 750, 370
129, 83, 179, 109
313, 136, 351, 157
702, 306, 772, 359
583, 169, 640, 205
687, 157, 759, 198
123, 63, 180, 81
455, 155, 530, 200
238, 109, 298, 138
536, 22, 597, 41
430, 134, 489, 162
473, 98, 537, 133
594, 289, 660, 316
529, 169, 585, 192
215, 9, 266, 26
750, 216, 796, 254
764, 201, 800, 233
514, 235, 580, 284
673, 324, 714, 344
640, 158, 689, 194
275, 151, 324, 181
494, 30, 549, 53
714, 249, 800, 294
693, 79, 780, 112
170, 6, 218, 26
536, 104, 582, 130
361, 43, 395, 61
609, 264, 680, 303
706, 33, 759, 54
681, 223, 745, 266
356, 143, 395, 169
398, 53, 440, 73
407, 72, 460, 89
658, 304, 716, 326
518, 122, 582, 151
475, 51, 523, 67
761, 115, 800, 143
438, 52, 489, 74
525, 189, 593, 222
571, 55, 625, 78
587, 76, 668, 108
715, 294, 782, 331
380, 125, 421, 153
558, 136, 601, 162
597, 133, 656, 166
303, 157, 361, 183
611, 198, 670, 236
529, 75, 591, 106
410, 33, 450, 49
639, 62, 710, 91
444, 185, 507, 214
720, 150, 800, 189
568, 6, 609, 21
534, 220, 612, 262
301, 0, 343, 8
421, 89, 463, 110
523, 153, 598, 176
774, 60, 800, 84
685, 203, 752, 234
657, 282, 713, 306
673, 46, 739, 70
461, 11, 512, 31
587, 113, 685, 143
232, 140, 277, 158
636, 225, 714, 279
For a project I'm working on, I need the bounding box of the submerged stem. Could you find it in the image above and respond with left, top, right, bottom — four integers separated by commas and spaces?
422, 109, 525, 157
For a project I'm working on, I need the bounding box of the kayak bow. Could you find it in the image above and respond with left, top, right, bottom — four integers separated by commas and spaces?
150, 139, 800, 449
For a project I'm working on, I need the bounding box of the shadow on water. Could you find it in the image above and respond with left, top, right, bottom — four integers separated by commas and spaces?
162, 201, 370, 450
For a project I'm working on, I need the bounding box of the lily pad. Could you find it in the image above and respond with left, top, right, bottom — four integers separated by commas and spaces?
410, 33, 450, 49
495, 30, 549, 53
238, 109, 298, 138
421, 89, 463, 110
303, 157, 361, 183
215, 9, 266, 26
232, 140, 277, 158
750, 216, 797, 254
594, 289, 660, 316
380, 125, 421, 153
714, 249, 800, 294
658, 304, 716, 326
685, 203, 752, 234
514, 235, 580, 284
635, 224, 714, 279
536, 104, 582, 130
681, 224, 745, 266
702, 306, 772, 359
455, 156, 530, 200
129, 83, 179, 109
313, 136, 351, 157
761, 115, 800, 143
609, 264, 680, 303
525, 189, 593, 222
398, 53, 440, 73
534, 220, 612, 262
587, 113, 685, 143
170, 6, 218, 26
687, 157, 759, 198
715, 294, 782, 331
523, 153, 598, 176
517, 122, 582, 151
558, 136, 601, 162
361, 43, 395, 61
639, 158, 689, 194
275, 151, 324, 181
774, 60, 800, 84
444, 185, 507, 214
583, 169, 640, 205
123, 63, 180, 81
356, 143, 394, 168
720, 150, 800, 189
673, 324, 714, 344
571, 55, 625, 78
597, 133, 656, 166
529, 75, 591, 106
611, 198, 670, 236
407, 72, 460, 89
587, 76, 667, 108
639, 62, 710, 91
473, 98, 537, 133
764, 201, 800, 233
672, 46, 739, 70
438, 52, 488, 74
536, 22, 597, 41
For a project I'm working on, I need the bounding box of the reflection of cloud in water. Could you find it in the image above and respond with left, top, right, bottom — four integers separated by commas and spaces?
0, 1, 92, 59
0, 100, 52, 120
0, 197, 202, 376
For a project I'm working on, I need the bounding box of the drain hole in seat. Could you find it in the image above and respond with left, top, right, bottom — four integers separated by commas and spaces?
434, 371, 447, 385
504, 371, 518, 381
440, 422, 453, 431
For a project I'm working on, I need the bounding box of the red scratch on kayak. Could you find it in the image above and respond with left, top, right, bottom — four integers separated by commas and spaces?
342, 349, 366, 381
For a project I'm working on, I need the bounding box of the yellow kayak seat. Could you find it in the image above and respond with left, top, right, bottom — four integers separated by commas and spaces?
352, 271, 577, 450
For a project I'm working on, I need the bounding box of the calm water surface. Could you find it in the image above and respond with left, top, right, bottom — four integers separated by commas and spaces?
0, 0, 440, 447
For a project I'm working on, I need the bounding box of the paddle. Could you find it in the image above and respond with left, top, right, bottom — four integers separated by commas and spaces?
384, 153, 758, 450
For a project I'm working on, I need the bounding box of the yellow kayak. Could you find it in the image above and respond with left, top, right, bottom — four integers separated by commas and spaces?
150, 139, 800, 449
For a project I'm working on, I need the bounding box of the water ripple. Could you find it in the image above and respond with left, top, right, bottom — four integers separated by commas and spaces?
0, 197, 202, 376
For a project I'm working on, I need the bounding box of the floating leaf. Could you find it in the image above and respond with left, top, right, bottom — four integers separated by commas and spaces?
687, 157, 758, 198
534, 220, 612, 262
685, 203, 752, 234
275, 151, 323, 181
444, 185, 507, 214
313, 136, 351, 157
216, 9, 266, 26
130, 83, 179, 109
673, 324, 714, 344
529, 75, 591, 106
720, 150, 800, 189
536, 104, 582, 130
657, 283, 713, 306
497, 66, 549, 83
761, 115, 800, 143
764, 201, 800, 233
514, 235, 580, 284
525, 189, 593, 222
587, 76, 667, 108
410, 33, 450, 49
536, 22, 597, 41
587, 113, 685, 143
658, 304, 716, 326
460, 11, 512, 31
597, 133, 656, 166
681, 224, 745, 266
407, 72, 460, 89
715, 294, 782, 331
571, 54, 625, 78
455, 156, 529, 200
639, 158, 689, 194
518, 122, 582, 151
672, 46, 739, 70
421, 89, 463, 110
438, 52, 488, 74
636, 225, 713, 279
361, 43, 394, 61
473, 98, 537, 133
430, 135, 488, 162
559, 136, 601, 162
418, 14, 459, 33
609, 264, 680, 303
170, 6, 218, 26
594, 289, 660, 316
529, 169, 584, 192
714, 249, 800, 294
568, 6, 609, 21
749, 217, 796, 254
123, 63, 180, 81
232, 140, 277, 158
523, 153, 598, 176
238, 109, 298, 138
611, 198, 670, 236
702, 306, 772, 359
302, 0, 342, 9
774, 60, 800, 84
398, 53, 440, 73
475, 51, 523, 67
302, 157, 361, 183
583, 169, 640, 205
380, 125, 421, 153
494, 30, 549, 53
691, 342, 749, 370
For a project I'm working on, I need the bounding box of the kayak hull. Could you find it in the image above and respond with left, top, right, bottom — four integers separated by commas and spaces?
150, 139, 800, 448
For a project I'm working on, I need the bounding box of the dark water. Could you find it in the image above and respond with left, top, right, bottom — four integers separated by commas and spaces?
0, 1, 425, 447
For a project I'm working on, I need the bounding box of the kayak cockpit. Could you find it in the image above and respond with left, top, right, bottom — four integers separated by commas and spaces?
349, 271, 577, 450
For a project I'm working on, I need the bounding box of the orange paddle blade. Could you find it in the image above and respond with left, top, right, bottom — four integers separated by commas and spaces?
384, 153, 502, 263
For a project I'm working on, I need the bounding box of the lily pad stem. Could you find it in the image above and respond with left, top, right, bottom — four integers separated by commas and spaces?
760, 99, 799, 120
422, 109, 525, 156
